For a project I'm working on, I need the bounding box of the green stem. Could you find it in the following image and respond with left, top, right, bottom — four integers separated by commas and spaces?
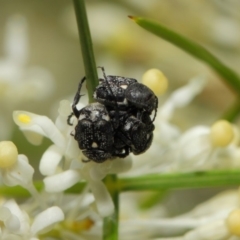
103, 174, 119, 240
129, 16, 240, 96
73, 0, 99, 102
119, 170, 240, 191
3, 170, 240, 198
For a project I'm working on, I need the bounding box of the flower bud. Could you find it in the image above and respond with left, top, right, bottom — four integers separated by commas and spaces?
0, 141, 18, 168
210, 120, 234, 147
142, 68, 168, 96
226, 209, 240, 236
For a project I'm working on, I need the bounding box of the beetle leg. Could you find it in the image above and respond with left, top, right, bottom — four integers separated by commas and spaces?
67, 112, 74, 126
67, 76, 86, 125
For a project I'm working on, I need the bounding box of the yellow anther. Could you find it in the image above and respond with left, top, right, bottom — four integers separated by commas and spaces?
210, 120, 234, 147
226, 209, 240, 236
142, 69, 168, 96
0, 141, 18, 168
18, 114, 31, 124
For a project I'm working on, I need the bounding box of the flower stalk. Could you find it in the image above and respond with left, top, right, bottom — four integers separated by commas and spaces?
3, 170, 240, 198
103, 174, 119, 240
73, 0, 99, 102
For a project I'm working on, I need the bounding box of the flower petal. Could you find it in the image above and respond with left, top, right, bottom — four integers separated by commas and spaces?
89, 179, 114, 217
65, 136, 81, 159
3, 154, 34, 187
3, 199, 30, 234
174, 126, 212, 171
31, 206, 64, 235
160, 76, 206, 120
0, 206, 21, 232
55, 100, 72, 131
13, 111, 66, 149
184, 220, 229, 240
5, 212, 21, 232
0, 206, 11, 221
44, 170, 81, 192
22, 130, 44, 146
88, 161, 111, 181
39, 145, 63, 176
109, 156, 132, 174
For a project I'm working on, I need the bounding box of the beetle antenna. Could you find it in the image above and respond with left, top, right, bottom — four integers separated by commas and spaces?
98, 66, 120, 128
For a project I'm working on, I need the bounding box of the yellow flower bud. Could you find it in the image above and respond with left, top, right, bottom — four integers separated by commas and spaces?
142, 69, 168, 96
0, 141, 18, 168
210, 120, 234, 147
226, 209, 240, 236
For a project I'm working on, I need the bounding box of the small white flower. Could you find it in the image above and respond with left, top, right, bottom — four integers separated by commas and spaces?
171, 120, 239, 172
0, 141, 46, 209
0, 141, 34, 189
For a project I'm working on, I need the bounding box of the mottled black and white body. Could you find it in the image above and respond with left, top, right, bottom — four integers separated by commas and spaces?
94, 68, 158, 121
67, 77, 130, 163
74, 102, 115, 162
67, 68, 158, 163
94, 67, 157, 155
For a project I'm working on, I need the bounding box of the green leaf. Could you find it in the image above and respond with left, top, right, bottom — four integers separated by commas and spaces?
129, 16, 240, 96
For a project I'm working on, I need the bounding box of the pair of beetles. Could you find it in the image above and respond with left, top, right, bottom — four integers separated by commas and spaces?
67, 67, 158, 163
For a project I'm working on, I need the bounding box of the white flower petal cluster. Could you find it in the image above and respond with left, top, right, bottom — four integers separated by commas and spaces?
124, 70, 240, 176
0, 140, 103, 239
13, 99, 132, 217
125, 75, 207, 176
119, 190, 240, 240
0, 15, 55, 103
9, 66, 240, 240
0, 199, 64, 240
0, 15, 54, 140
169, 120, 240, 172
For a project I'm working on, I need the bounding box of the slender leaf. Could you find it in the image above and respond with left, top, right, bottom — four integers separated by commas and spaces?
129, 16, 240, 96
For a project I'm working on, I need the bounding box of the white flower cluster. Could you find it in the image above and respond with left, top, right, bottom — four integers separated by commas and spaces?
118, 69, 240, 239
0, 95, 131, 239
2, 68, 240, 239
0, 15, 54, 140
0, 140, 106, 239
119, 189, 240, 240
125, 69, 240, 176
